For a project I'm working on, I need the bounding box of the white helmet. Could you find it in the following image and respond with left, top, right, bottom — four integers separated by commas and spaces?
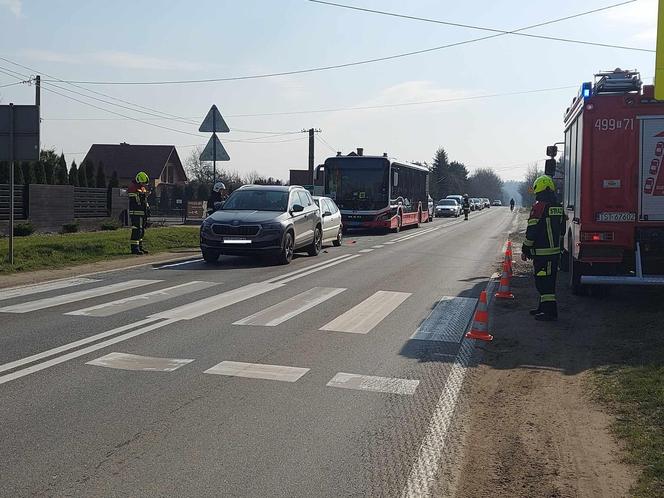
212, 181, 226, 193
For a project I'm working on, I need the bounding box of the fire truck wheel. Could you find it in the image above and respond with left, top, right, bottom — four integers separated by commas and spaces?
568, 247, 587, 296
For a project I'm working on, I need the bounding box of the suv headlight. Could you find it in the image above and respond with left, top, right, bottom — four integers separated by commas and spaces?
261, 222, 282, 230
201, 220, 213, 232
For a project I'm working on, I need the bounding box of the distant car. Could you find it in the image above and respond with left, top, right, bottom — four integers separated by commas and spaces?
492, 200, 503, 206
446, 195, 464, 207
427, 195, 435, 222
313, 196, 343, 247
482, 198, 490, 209
200, 185, 323, 264
435, 199, 461, 217
471, 198, 482, 210
650, 158, 660, 175
656, 142, 664, 157
644, 177, 655, 194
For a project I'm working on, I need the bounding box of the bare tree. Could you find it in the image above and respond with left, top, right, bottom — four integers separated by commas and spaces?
519, 163, 543, 207
184, 147, 213, 184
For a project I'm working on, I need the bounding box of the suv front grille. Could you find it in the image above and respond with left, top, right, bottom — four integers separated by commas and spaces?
211, 224, 260, 236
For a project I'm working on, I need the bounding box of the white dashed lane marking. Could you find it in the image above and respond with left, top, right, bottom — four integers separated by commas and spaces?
204, 361, 310, 382
359, 249, 374, 253
320, 291, 411, 334
234, 287, 346, 326
0, 280, 161, 313
86, 352, 194, 372
327, 372, 419, 395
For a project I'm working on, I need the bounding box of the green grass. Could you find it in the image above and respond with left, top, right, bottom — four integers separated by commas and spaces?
0, 226, 200, 273
592, 311, 664, 497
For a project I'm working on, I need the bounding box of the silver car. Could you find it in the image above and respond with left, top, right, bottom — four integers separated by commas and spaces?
313, 196, 343, 247
435, 199, 461, 217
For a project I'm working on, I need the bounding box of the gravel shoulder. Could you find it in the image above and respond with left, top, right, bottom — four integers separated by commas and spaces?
452, 211, 641, 498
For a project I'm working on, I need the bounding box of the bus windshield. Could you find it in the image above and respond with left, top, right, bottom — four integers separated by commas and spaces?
325, 158, 389, 211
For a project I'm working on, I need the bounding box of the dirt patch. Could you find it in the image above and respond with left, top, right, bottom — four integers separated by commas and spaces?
453, 223, 637, 497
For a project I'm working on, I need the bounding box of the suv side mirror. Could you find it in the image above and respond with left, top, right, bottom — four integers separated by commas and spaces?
291, 204, 304, 213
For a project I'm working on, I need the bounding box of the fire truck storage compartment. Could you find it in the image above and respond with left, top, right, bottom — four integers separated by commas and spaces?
639, 116, 664, 221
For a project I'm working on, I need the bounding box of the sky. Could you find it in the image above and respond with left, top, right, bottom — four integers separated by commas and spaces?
0, 0, 658, 181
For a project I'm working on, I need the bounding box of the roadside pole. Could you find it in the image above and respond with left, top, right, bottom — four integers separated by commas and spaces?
8, 103, 14, 265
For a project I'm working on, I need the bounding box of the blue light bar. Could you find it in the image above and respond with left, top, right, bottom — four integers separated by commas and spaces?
581, 82, 592, 99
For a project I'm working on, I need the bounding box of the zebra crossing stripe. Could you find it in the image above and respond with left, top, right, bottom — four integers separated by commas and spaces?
233, 287, 346, 326
320, 291, 411, 334
66, 281, 217, 317
0, 280, 162, 313
204, 361, 309, 382
0, 278, 100, 302
327, 372, 419, 395
86, 352, 194, 372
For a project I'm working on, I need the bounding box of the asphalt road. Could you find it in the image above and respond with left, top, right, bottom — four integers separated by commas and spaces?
0, 208, 515, 497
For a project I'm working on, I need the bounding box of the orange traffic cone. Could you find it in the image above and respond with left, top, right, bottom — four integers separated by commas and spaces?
495, 261, 515, 299
505, 242, 513, 276
465, 291, 493, 341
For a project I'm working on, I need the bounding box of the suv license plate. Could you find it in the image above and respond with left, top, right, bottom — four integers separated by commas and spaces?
224, 237, 251, 244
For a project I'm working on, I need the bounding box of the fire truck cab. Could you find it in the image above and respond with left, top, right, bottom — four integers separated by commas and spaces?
562, 69, 664, 293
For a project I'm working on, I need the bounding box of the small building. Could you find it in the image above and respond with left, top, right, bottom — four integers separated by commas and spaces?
82, 143, 188, 195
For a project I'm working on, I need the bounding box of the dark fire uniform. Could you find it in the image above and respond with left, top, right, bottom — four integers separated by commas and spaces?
522, 190, 564, 318
128, 181, 149, 254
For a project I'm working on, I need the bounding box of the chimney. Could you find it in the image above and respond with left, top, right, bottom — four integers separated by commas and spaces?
357, 147, 363, 156
336, 151, 342, 156
383, 152, 388, 157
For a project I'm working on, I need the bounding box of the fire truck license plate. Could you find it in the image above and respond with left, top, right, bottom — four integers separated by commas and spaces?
596, 212, 636, 222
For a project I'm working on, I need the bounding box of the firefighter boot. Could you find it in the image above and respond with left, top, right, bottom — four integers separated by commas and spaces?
529, 308, 541, 316
131, 245, 142, 255
139, 244, 149, 254
534, 312, 558, 322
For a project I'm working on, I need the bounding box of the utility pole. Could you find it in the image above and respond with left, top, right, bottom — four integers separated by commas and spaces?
308, 128, 315, 187
35, 75, 40, 107
8, 103, 14, 265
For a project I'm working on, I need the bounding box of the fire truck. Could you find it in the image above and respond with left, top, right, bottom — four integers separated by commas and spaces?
561, 69, 664, 293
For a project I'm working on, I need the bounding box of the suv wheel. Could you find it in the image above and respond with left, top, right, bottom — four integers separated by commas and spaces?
333, 228, 343, 247
307, 226, 322, 256
202, 248, 220, 263
278, 231, 294, 265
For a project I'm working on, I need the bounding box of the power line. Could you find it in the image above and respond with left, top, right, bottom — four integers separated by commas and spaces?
316, 134, 338, 153
308, 0, 652, 53
36, 0, 645, 86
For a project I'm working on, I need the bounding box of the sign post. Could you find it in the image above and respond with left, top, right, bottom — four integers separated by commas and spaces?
1, 103, 40, 265
657, 0, 664, 100
199, 105, 230, 183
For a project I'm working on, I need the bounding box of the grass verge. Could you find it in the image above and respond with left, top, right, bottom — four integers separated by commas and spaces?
0, 226, 199, 274
592, 319, 664, 498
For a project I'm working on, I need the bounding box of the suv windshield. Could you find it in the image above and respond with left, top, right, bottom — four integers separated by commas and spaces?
222, 189, 289, 211
438, 200, 457, 206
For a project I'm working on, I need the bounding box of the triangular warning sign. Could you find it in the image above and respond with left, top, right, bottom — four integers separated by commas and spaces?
199, 105, 229, 133
200, 134, 230, 161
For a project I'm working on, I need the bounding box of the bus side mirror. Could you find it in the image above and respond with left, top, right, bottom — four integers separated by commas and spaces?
545, 159, 557, 176
393, 172, 398, 187
546, 145, 558, 158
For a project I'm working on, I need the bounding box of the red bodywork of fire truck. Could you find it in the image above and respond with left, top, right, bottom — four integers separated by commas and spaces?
562, 70, 664, 291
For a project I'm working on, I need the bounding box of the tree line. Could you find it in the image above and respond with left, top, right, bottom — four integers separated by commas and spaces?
0, 149, 119, 189
415, 147, 505, 203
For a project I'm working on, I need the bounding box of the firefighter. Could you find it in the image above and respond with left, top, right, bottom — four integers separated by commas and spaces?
521, 175, 564, 321
128, 171, 150, 255
462, 194, 471, 220
207, 181, 227, 216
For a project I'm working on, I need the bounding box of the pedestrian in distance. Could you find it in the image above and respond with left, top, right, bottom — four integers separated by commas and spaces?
128, 171, 151, 255
521, 175, 564, 321
207, 181, 228, 216
510, 198, 515, 211
462, 193, 471, 220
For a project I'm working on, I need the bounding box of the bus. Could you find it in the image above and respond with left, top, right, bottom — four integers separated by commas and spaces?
323, 153, 430, 232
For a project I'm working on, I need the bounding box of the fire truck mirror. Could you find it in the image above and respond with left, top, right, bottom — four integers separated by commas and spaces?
545, 158, 557, 177
546, 145, 558, 158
